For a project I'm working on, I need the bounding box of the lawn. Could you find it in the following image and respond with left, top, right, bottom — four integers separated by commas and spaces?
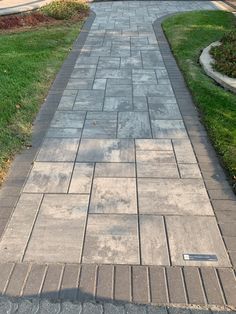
0, 11, 87, 183
162, 10, 236, 186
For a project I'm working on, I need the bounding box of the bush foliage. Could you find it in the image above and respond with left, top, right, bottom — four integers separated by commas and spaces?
41, 0, 89, 20
210, 29, 236, 78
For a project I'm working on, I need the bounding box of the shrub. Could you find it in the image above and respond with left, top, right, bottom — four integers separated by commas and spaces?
210, 29, 236, 78
41, 0, 89, 20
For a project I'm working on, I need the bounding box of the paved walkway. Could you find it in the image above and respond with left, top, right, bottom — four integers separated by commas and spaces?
0, 0, 52, 16
0, 0, 236, 307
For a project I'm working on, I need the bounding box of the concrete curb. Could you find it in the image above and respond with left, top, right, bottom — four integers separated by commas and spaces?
200, 41, 236, 94
0, 0, 53, 16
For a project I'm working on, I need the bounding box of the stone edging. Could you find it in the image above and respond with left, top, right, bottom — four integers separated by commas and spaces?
200, 41, 236, 94
0, 263, 236, 307
153, 14, 236, 268
0, 10, 96, 241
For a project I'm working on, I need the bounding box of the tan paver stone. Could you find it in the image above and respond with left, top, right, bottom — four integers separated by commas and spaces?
135, 139, 172, 151
36, 138, 79, 162
136, 150, 176, 163
90, 178, 137, 214
172, 139, 197, 163
23, 162, 73, 193
137, 163, 179, 178
82, 214, 139, 264
138, 178, 214, 215
0, 194, 43, 262
24, 194, 89, 263
166, 216, 231, 267
69, 163, 94, 194
152, 120, 188, 138
140, 215, 169, 265
77, 139, 135, 162
179, 164, 202, 179
95, 163, 135, 177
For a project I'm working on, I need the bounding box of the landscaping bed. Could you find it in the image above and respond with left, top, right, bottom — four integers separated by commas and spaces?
0, 0, 89, 184
210, 29, 236, 79
162, 11, 236, 187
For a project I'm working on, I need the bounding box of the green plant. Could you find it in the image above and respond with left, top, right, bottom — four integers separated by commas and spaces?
210, 29, 236, 78
162, 11, 236, 183
41, 0, 89, 20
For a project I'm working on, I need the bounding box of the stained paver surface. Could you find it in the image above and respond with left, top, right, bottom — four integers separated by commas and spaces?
0, 1, 232, 269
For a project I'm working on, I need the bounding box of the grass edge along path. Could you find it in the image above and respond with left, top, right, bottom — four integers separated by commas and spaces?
162, 10, 236, 189
0, 16, 87, 184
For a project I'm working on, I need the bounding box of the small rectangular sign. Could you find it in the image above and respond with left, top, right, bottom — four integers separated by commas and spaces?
183, 254, 218, 262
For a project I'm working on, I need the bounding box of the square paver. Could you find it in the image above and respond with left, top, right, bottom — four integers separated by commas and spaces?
77, 139, 135, 162
152, 120, 188, 138
51, 111, 86, 128
93, 79, 107, 90
58, 96, 76, 110
133, 96, 148, 111
140, 215, 169, 265
138, 178, 214, 215
166, 216, 231, 266
90, 177, 137, 214
36, 138, 79, 162
118, 112, 152, 138
23, 162, 73, 193
24, 194, 89, 263
95, 163, 135, 177
82, 214, 139, 264
69, 163, 94, 194
74, 90, 104, 111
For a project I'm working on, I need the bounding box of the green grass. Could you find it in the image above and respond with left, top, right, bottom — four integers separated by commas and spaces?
162, 11, 236, 185
0, 20, 86, 183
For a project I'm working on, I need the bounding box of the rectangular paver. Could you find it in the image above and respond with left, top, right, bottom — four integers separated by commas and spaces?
24, 194, 89, 263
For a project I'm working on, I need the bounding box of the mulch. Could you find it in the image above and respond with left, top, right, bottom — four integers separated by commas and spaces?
0, 12, 55, 29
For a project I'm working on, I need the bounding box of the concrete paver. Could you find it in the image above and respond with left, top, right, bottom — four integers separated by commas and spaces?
0, 0, 233, 283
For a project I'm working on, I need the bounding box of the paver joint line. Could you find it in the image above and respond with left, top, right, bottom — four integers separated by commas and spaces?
0, 0, 235, 307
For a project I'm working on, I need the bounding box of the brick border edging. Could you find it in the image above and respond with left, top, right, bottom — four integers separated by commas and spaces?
0, 263, 236, 307
153, 13, 236, 269
0, 10, 96, 240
